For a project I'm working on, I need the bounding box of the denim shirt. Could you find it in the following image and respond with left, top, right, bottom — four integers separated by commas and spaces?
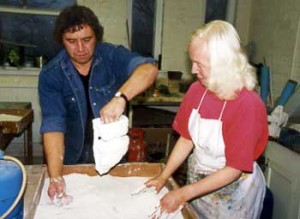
38, 42, 155, 164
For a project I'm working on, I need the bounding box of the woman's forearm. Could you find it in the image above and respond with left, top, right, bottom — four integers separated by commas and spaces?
181, 166, 242, 202
160, 137, 194, 180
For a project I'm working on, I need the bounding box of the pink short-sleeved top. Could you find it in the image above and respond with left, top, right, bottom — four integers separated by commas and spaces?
173, 81, 269, 172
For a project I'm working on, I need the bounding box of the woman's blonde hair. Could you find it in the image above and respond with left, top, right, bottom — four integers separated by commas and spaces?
191, 20, 257, 100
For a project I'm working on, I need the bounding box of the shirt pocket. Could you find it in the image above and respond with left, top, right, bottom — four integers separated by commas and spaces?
64, 92, 79, 114
93, 75, 118, 99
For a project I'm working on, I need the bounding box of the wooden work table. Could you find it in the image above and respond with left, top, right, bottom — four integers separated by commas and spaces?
24, 165, 45, 219
0, 102, 34, 164
129, 81, 184, 127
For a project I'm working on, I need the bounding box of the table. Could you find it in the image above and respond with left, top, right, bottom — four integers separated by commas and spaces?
0, 102, 34, 164
23, 164, 197, 219
129, 94, 183, 127
128, 76, 186, 127
24, 165, 45, 219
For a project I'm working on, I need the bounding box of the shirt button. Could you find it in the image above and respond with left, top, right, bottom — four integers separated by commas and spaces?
93, 102, 96, 106
71, 97, 75, 101
89, 86, 93, 89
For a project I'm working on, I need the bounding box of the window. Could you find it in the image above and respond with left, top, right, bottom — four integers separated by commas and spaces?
127, 0, 164, 67
131, 0, 155, 58
205, 0, 228, 23
0, 0, 76, 67
205, 0, 237, 25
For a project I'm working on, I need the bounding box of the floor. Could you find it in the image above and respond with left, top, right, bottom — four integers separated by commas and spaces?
4, 141, 44, 164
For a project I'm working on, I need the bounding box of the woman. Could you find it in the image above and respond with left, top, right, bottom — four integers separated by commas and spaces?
146, 20, 268, 218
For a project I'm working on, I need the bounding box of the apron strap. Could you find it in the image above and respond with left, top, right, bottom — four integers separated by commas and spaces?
218, 101, 227, 120
197, 89, 227, 121
197, 89, 208, 111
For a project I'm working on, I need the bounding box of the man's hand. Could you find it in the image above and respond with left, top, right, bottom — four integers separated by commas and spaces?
100, 96, 126, 123
48, 176, 73, 206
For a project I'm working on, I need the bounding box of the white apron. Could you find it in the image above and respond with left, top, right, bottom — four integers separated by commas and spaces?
187, 90, 266, 219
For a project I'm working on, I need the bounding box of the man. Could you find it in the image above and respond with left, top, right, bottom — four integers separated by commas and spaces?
38, 5, 158, 203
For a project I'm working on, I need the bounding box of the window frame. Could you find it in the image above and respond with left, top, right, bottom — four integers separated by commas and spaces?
127, 0, 164, 62
0, 6, 61, 16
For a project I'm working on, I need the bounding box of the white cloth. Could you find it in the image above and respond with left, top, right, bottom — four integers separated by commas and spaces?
268, 105, 289, 138
187, 89, 266, 219
93, 116, 129, 175
92, 115, 129, 141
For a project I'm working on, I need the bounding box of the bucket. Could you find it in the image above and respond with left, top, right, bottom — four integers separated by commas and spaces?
0, 150, 27, 219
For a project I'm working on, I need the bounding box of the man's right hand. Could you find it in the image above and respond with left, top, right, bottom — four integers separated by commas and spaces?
100, 95, 126, 123
48, 176, 73, 206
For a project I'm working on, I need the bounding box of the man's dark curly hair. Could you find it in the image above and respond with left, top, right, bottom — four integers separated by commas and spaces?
53, 5, 104, 44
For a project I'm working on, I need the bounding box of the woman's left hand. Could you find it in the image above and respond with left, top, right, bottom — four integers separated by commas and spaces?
160, 190, 186, 213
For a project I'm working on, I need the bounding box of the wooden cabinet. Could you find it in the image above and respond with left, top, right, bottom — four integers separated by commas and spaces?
264, 141, 300, 219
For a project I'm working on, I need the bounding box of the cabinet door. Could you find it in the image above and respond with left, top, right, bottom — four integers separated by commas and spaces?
264, 141, 300, 219
265, 161, 299, 219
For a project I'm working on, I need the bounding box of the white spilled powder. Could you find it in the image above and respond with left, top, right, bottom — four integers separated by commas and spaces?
34, 174, 184, 219
0, 113, 22, 122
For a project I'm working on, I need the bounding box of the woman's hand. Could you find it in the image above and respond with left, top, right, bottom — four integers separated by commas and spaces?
160, 190, 186, 213
145, 175, 168, 193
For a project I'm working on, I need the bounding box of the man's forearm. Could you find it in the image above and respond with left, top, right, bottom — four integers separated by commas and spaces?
118, 63, 158, 100
43, 132, 65, 178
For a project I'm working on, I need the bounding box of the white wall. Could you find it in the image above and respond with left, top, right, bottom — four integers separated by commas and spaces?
249, 0, 300, 99
77, 0, 205, 79
160, 0, 205, 79
75, 0, 254, 81
234, 0, 252, 44
77, 0, 129, 48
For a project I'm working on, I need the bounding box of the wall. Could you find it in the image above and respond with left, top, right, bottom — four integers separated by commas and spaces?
76, 0, 205, 79
234, 0, 252, 44
160, 0, 254, 80
248, 0, 300, 99
77, 0, 129, 48
159, 0, 300, 103
161, 0, 300, 99
76, 0, 254, 81
160, 0, 205, 79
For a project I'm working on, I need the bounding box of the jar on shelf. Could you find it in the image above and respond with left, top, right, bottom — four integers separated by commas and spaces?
127, 128, 147, 162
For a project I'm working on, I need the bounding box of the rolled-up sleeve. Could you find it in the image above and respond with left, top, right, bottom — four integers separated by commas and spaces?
38, 69, 67, 134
